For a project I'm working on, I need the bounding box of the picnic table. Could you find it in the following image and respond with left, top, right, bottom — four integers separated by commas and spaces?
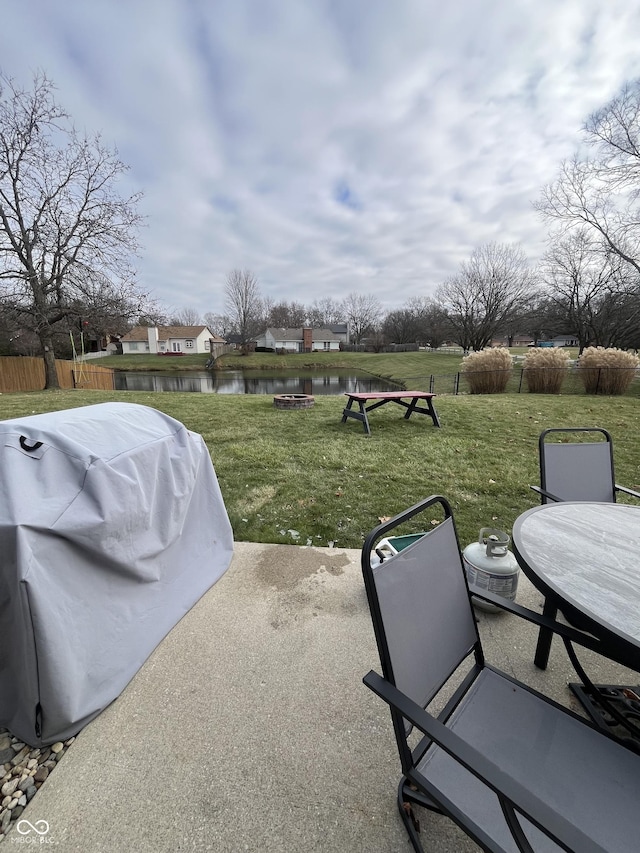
341, 391, 440, 435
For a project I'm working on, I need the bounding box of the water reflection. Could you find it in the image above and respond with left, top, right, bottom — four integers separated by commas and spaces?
114, 369, 399, 395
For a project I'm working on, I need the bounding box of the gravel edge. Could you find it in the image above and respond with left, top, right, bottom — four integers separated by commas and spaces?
0, 728, 74, 842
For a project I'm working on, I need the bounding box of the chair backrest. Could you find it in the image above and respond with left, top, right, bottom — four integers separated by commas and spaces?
362, 497, 480, 718
539, 427, 616, 503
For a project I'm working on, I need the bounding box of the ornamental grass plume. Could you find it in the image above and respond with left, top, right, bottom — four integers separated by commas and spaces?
576, 346, 640, 395
522, 347, 571, 393
460, 347, 512, 394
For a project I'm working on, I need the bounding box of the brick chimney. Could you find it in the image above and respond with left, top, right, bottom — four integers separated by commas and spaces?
303, 327, 313, 353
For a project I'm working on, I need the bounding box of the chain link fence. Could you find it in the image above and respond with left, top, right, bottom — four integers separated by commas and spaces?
423, 367, 640, 397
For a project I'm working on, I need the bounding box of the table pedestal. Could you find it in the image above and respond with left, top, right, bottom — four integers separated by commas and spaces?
569, 682, 640, 751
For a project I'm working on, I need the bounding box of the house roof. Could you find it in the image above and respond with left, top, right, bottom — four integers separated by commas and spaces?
261, 327, 342, 342
121, 325, 224, 342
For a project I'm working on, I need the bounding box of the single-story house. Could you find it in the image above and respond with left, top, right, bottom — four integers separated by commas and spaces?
254, 327, 342, 353
120, 326, 225, 355
549, 335, 579, 347
491, 334, 534, 347
327, 323, 349, 344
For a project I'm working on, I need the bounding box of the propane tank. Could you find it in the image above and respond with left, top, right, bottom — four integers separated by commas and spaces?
462, 528, 520, 613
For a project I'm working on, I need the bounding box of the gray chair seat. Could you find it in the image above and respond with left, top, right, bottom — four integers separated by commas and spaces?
419, 667, 639, 853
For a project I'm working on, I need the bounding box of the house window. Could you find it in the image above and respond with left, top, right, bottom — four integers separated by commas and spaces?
130, 342, 138, 351
172, 342, 181, 352
185, 340, 194, 348
323, 341, 330, 350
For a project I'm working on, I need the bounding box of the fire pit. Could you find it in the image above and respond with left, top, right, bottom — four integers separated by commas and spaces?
273, 394, 315, 410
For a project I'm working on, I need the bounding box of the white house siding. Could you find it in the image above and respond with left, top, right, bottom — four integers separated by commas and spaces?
122, 340, 150, 354
255, 328, 341, 352
121, 326, 221, 355
314, 340, 340, 351
551, 336, 579, 347
257, 331, 301, 351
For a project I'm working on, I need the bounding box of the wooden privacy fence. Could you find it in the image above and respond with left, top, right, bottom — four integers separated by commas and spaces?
0, 357, 115, 392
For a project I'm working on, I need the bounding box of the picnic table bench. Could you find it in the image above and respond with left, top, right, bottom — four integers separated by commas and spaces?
341, 391, 440, 435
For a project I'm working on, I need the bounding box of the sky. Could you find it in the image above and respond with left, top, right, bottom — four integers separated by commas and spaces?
3, 0, 640, 320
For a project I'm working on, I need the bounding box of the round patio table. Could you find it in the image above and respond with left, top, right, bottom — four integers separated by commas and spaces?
512, 501, 640, 672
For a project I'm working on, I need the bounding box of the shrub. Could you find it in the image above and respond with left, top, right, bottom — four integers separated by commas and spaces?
460, 347, 512, 394
523, 347, 571, 393
576, 346, 640, 395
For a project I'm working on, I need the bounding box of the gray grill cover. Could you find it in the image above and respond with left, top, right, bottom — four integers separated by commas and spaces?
0, 402, 234, 746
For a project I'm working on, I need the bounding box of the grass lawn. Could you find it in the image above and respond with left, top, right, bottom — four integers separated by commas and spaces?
1, 387, 638, 551
97, 353, 212, 371
97, 348, 481, 382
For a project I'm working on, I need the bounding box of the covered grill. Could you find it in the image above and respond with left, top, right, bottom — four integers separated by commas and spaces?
0, 402, 234, 746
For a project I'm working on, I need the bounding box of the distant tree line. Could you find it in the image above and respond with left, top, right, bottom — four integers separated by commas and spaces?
3, 73, 640, 388
191, 228, 640, 354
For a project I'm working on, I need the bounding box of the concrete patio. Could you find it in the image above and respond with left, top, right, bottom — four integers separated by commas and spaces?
4, 541, 638, 852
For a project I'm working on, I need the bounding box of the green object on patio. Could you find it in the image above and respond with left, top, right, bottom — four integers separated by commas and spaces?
376, 533, 425, 560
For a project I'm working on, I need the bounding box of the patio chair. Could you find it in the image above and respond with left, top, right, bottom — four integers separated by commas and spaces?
361, 495, 640, 853
529, 427, 640, 504
529, 427, 640, 669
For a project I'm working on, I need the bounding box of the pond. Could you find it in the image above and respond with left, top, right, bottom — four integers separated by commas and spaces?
113, 369, 400, 395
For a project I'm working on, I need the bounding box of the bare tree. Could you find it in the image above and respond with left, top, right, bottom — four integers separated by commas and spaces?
203, 311, 231, 337
342, 292, 381, 345
224, 269, 263, 350
0, 72, 143, 387
307, 297, 344, 328
2, 267, 149, 357
137, 303, 170, 328
68, 274, 149, 351
170, 307, 202, 326
536, 80, 640, 277
266, 300, 307, 328
436, 243, 536, 351
0, 303, 40, 355
517, 295, 564, 346
381, 309, 419, 344
405, 296, 451, 348
542, 229, 640, 351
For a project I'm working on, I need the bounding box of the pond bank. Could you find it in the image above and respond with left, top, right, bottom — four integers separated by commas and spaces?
113, 368, 401, 395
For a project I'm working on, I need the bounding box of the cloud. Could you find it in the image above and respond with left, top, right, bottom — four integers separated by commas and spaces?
3, 0, 640, 316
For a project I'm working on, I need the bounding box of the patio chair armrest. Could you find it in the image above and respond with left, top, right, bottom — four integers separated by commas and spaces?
615, 483, 640, 500
529, 485, 562, 503
363, 670, 607, 853
470, 591, 640, 666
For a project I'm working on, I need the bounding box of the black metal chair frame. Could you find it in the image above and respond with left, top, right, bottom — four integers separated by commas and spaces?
530, 427, 640, 668
530, 427, 640, 506
362, 495, 640, 853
